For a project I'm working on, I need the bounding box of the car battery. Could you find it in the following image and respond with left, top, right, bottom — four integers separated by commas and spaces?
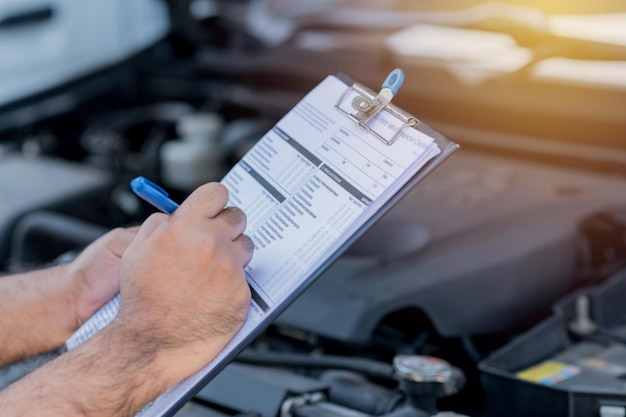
480, 268, 626, 417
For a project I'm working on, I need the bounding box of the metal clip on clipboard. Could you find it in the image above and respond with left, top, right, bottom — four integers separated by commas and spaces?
335, 69, 419, 146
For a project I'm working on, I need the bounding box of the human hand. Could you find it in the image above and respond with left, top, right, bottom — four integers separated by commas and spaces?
0, 226, 138, 366
67, 227, 138, 326
110, 183, 254, 383
0, 185, 253, 415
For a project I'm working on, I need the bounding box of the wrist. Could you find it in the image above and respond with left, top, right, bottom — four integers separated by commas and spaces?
65, 259, 112, 327
40, 262, 86, 335
103, 313, 233, 386
61, 260, 91, 329
96, 319, 185, 389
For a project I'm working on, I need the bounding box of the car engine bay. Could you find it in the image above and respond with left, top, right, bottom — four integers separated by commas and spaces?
1, 1, 626, 416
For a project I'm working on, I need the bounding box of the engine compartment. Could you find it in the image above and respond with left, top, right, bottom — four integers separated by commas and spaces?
1, 1, 626, 416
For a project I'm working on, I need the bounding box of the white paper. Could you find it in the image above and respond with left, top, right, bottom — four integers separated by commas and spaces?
67, 75, 440, 416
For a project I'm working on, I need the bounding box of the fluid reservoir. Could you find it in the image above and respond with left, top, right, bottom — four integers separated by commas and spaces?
160, 112, 224, 191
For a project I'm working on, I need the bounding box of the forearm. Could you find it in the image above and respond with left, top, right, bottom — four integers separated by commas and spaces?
0, 183, 254, 415
0, 265, 80, 366
0, 321, 176, 417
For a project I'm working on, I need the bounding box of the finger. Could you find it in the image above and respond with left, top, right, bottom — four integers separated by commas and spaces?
215, 206, 247, 239
132, 213, 168, 245
174, 183, 229, 220
125, 225, 141, 234
234, 234, 255, 267
106, 227, 141, 257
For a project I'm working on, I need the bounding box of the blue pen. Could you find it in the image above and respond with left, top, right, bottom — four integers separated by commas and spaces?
130, 176, 180, 214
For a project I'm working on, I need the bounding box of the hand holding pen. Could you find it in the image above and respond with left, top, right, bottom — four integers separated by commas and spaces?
3, 180, 255, 417
120, 178, 255, 387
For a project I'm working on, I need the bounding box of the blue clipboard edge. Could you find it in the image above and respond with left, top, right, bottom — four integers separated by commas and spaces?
161, 73, 459, 417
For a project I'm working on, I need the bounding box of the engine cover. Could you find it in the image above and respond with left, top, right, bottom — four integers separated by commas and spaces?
278, 149, 626, 340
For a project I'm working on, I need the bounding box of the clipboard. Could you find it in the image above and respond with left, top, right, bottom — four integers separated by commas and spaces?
153, 70, 458, 417
65, 69, 458, 417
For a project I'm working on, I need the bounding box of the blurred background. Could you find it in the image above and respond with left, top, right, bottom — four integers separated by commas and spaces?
1, 1, 626, 416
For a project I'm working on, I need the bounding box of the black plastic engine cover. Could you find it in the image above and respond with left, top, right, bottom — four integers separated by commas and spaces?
277, 149, 626, 340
